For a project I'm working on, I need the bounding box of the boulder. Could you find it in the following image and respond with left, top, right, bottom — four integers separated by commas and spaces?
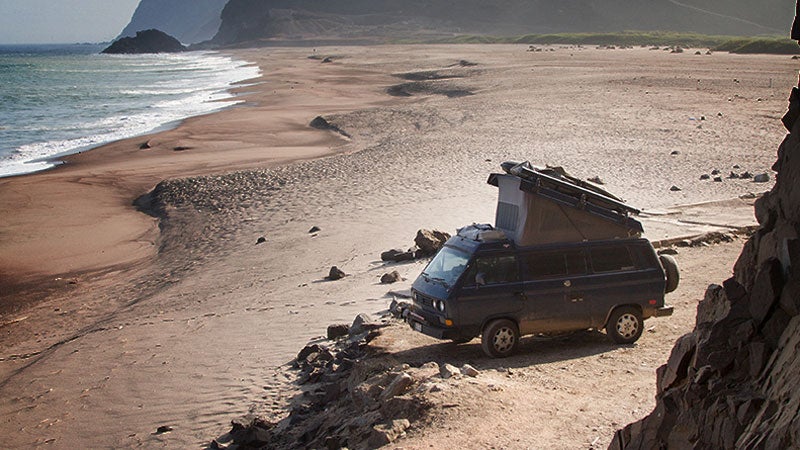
327, 266, 346, 280
296, 344, 322, 363
380, 372, 414, 400
381, 248, 416, 262
381, 271, 403, 284
460, 364, 480, 377
368, 419, 411, 447
309, 116, 351, 138
350, 313, 378, 335
439, 363, 460, 379
327, 323, 350, 340
414, 229, 451, 256
102, 29, 187, 54
753, 173, 771, 183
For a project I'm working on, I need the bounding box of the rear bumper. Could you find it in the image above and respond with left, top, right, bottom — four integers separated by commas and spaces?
654, 305, 674, 317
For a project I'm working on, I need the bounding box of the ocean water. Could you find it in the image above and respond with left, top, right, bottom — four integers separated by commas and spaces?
0, 44, 261, 178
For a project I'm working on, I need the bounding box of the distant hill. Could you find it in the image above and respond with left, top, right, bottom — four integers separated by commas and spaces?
210, 0, 795, 46
119, 0, 228, 45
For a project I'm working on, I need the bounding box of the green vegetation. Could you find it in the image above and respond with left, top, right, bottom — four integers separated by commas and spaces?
428, 31, 799, 55
713, 38, 800, 55
513, 31, 733, 48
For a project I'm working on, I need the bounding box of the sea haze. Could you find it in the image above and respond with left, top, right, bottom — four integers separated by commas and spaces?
0, 44, 260, 178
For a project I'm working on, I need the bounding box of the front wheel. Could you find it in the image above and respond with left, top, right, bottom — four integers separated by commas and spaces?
481, 319, 519, 358
607, 306, 643, 344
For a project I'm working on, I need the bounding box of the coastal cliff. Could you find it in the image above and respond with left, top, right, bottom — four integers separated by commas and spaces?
211, 0, 790, 45
612, 94, 800, 448
119, 0, 227, 44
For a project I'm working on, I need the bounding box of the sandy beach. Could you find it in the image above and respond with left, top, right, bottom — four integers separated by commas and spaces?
0, 44, 793, 448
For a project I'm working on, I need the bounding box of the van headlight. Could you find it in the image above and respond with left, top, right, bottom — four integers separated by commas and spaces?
434, 300, 446, 312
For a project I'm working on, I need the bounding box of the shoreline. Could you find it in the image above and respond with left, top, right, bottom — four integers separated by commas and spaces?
0, 47, 394, 310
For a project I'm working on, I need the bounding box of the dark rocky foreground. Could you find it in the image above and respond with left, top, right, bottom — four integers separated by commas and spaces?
612, 94, 800, 448
210, 306, 482, 450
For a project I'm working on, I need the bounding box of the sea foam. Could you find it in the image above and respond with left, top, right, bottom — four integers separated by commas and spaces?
0, 45, 261, 178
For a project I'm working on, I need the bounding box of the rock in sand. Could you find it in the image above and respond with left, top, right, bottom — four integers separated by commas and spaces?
327, 266, 346, 280
415, 229, 451, 256
381, 271, 403, 284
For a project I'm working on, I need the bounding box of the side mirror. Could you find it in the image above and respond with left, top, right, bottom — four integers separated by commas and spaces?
475, 272, 486, 286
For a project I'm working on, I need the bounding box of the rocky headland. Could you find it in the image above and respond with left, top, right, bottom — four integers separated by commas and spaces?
102, 29, 187, 54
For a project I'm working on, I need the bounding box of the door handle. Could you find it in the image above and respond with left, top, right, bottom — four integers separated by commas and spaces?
563, 280, 571, 288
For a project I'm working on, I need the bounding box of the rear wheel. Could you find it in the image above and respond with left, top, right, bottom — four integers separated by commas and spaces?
481, 319, 519, 358
607, 306, 643, 344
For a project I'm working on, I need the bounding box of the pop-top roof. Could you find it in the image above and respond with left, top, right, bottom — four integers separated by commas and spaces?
488, 161, 644, 245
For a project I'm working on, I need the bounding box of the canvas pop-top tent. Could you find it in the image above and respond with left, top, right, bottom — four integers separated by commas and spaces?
487, 161, 644, 246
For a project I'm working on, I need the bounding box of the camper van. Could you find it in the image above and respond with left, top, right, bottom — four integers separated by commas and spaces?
407, 162, 678, 358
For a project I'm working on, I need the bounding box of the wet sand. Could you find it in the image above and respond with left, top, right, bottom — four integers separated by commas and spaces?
0, 45, 792, 448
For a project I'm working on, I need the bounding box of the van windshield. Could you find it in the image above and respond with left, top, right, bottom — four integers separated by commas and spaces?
421, 246, 470, 290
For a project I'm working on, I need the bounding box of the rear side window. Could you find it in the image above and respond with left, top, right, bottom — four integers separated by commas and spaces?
523, 250, 586, 280
590, 246, 635, 273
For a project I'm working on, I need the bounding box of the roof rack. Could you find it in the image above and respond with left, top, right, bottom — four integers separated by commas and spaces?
456, 223, 509, 242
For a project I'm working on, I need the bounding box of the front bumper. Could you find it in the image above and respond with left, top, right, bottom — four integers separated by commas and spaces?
407, 310, 452, 340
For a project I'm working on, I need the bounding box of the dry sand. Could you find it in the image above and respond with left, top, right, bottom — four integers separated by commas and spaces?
0, 44, 792, 448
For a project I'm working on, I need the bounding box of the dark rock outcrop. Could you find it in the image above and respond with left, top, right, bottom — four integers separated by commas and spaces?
102, 29, 187, 54
213, 314, 436, 449
118, 0, 227, 45
611, 88, 800, 449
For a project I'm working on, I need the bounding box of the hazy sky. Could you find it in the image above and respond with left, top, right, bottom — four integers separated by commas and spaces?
0, 0, 140, 44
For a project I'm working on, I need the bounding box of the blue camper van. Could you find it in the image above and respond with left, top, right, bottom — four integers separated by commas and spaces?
407, 162, 678, 358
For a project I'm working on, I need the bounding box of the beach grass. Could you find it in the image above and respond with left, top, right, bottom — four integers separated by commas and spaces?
427, 31, 799, 54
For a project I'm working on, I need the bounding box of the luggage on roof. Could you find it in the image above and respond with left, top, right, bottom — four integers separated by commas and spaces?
488, 161, 643, 246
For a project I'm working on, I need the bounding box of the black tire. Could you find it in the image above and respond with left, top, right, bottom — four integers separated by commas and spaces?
481, 319, 519, 358
450, 337, 473, 345
660, 254, 680, 294
607, 306, 644, 344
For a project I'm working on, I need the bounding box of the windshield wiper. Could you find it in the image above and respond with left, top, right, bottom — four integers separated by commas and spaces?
428, 276, 450, 289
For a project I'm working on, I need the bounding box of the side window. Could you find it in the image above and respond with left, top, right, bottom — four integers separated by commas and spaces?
466, 255, 519, 286
525, 251, 566, 280
590, 246, 635, 273
524, 250, 586, 280
565, 250, 588, 275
